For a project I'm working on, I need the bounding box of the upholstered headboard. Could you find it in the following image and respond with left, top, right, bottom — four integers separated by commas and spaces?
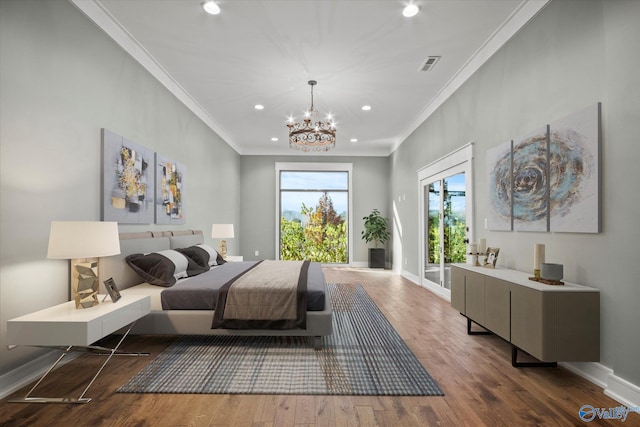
99, 230, 204, 291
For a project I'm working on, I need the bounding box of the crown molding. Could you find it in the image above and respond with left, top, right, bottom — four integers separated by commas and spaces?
68, 0, 240, 153
390, 0, 551, 155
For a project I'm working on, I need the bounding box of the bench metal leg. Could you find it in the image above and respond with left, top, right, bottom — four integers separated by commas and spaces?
8, 321, 148, 404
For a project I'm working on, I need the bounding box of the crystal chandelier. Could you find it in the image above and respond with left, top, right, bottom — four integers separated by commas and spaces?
287, 80, 336, 151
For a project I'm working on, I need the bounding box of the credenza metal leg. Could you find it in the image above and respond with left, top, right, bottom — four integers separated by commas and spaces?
466, 317, 492, 335
511, 345, 557, 368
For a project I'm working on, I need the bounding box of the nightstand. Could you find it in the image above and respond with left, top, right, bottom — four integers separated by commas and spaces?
226, 255, 244, 262
7, 294, 151, 404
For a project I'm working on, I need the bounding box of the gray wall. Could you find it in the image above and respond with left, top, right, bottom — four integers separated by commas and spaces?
0, 0, 240, 375
391, 0, 640, 386
239, 156, 390, 264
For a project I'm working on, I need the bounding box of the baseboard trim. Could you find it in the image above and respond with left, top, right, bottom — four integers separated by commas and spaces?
562, 361, 640, 407
350, 261, 369, 268
0, 349, 78, 400
604, 372, 640, 408
401, 269, 451, 302
401, 269, 420, 286
560, 361, 612, 389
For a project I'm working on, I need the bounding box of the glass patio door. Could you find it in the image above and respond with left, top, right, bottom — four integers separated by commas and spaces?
425, 180, 442, 285
418, 144, 473, 296
423, 172, 467, 290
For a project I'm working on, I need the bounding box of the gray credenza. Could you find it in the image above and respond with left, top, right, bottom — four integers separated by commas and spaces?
451, 264, 600, 367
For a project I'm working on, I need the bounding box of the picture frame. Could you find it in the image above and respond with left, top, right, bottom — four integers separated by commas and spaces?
484, 247, 500, 268
103, 277, 121, 303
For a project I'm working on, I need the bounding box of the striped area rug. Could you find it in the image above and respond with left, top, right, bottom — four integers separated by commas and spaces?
117, 283, 443, 396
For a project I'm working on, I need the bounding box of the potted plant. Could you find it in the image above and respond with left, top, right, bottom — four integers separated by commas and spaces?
361, 209, 391, 268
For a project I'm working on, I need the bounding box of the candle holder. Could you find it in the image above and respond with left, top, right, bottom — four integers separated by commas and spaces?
533, 243, 545, 279
478, 252, 487, 266
467, 243, 478, 266
468, 252, 478, 266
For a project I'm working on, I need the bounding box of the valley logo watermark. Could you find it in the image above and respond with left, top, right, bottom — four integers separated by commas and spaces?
579, 404, 640, 423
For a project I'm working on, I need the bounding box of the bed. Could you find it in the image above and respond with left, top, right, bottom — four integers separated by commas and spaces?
99, 230, 332, 347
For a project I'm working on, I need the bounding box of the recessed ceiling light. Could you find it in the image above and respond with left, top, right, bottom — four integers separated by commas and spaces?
271, 137, 279, 142
202, 1, 221, 15
350, 138, 358, 143
254, 104, 264, 110
402, 4, 420, 18
361, 105, 372, 111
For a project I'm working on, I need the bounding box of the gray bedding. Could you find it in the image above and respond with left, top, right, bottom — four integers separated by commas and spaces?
160, 261, 326, 311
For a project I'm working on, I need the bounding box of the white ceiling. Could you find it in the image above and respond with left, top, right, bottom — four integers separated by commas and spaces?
72, 0, 549, 156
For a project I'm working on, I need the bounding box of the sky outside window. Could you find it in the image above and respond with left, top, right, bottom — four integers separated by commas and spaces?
280, 171, 348, 214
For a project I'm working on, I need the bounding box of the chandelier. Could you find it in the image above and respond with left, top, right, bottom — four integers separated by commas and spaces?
287, 80, 336, 151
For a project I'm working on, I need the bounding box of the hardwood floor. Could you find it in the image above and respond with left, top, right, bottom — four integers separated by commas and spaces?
0, 268, 627, 426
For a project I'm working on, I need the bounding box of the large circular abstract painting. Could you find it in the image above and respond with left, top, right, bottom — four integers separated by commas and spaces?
487, 103, 599, 233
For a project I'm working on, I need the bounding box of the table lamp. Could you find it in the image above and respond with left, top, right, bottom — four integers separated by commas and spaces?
47, 221, 121, 309
211, 224, 234, 260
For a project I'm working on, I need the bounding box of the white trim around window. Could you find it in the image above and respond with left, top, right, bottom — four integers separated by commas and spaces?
275, 162, 354, 265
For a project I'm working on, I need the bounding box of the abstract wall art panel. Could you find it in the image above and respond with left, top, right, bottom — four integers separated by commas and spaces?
549, 103, 600, 233
512, 126, 549, 232
485, 103, 601, 234
487, 140, 513, 231
102, 129, 154, 224
155, 153, 185, 225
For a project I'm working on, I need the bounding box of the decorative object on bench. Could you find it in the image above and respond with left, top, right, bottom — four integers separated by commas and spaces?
468, 238, 488, 266
483, 247, 499, 268
103, 277, 121, 303
529, 262, 565, 285
47, 221, 121, 309
533, 243, 545, 278
540, 262, 563, 281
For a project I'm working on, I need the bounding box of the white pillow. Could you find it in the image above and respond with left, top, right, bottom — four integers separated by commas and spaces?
156, 249, 189, 280
197, 244, 220, 266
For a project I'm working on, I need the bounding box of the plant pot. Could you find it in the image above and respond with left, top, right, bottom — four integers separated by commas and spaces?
368, 248, 385, 269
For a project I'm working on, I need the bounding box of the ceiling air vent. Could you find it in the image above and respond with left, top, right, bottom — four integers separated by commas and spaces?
419, 56, 440, 72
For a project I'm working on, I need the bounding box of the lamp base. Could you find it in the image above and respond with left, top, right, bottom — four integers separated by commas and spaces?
73, 261, 100, 309
218, 240, 227, 260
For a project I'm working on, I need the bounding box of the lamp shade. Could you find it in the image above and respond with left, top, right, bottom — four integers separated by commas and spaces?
47, 221, 121, 259
211, 223, 234, 239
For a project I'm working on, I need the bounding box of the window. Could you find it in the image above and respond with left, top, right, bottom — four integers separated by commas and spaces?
276, 163, 353, 264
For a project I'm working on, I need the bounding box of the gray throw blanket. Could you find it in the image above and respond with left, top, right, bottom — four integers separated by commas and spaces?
212, 260, 309, 330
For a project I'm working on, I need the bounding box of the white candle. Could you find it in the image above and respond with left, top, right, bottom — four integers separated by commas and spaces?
469, 243, 477, 254
534, 244, 545, 270
478, 238, 486, 254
